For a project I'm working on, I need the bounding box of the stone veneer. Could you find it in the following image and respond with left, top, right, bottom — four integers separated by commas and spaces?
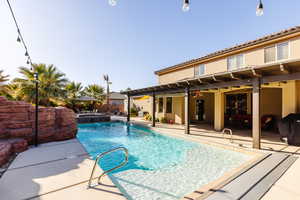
0, 96, 77, 166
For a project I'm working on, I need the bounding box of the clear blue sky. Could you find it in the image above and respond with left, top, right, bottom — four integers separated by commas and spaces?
1, 0, 300, 91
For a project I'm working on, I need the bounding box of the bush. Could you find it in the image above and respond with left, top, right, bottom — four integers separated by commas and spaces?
130, 107, 138, 116
144, 113, 152, 121
160, 117, 168, 123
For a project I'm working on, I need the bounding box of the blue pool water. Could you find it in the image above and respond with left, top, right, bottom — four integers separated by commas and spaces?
77, 122, 252, 200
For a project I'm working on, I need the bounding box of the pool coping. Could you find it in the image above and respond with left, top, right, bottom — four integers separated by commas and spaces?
125, 120, 267, 200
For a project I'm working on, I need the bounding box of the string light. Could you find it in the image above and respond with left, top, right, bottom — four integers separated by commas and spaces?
105, 0, 265, 15
182, 0, 190, 12
6, 0, 33, 67
108, 0, 117, 6
256, 0, 264, 16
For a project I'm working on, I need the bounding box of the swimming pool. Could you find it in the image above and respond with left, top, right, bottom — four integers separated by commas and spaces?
77, 122, 252, 200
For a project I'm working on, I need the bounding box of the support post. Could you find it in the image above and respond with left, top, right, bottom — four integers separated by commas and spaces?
34, 73, 39, 147
127, 95, 130, 123
252, 78, 261, 149
152, 93, 156, 127
214, 91, 225, 131
185, 87, 190, 134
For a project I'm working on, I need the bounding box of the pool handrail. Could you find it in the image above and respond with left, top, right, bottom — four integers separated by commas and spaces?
88, 147, 129, 188
222, 128, 233, 143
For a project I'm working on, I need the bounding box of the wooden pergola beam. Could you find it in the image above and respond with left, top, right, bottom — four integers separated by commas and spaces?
124, 70, 300, 97
230, 73, 242, 80
261, 71, 300, 84
279, 64, 291, 74
251, 69, 262, 77
212, 75, 222, 82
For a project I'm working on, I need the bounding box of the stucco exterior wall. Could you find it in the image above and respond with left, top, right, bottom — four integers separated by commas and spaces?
205, 59, 227, 74
157, 37, 300, 85
173, 97, 184, 124
244, 48, 265, 66
158, 67, 194, 85
261, 88, 282, 119
282, 81, 297, 117
290, 37, 300, 59
297, 81, 300, 113
154, 96, 184, 124
133, 97, 152, 114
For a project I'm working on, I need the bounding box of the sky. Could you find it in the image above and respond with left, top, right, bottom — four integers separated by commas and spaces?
1, 0, 300, 91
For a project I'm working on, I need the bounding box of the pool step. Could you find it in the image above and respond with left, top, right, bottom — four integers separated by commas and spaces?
204, 153, 297, 200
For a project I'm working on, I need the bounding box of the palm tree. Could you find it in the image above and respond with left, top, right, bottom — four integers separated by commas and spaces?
83, 84, 105, 111
12, 64, 68, 106
64, 81, 83, 111
83, 84, 104, 101
0, 70, 9, 96
0, 70, 9, 83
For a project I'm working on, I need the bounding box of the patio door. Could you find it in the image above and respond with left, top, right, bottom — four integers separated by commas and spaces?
196, 99, 205, 121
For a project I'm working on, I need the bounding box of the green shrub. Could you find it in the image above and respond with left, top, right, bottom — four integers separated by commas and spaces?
144, 113, 152, 121
130, 107, 138, 116
160, 117, 168, 123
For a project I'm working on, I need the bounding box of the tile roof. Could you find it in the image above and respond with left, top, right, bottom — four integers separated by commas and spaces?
109, 92, 126, 100
155, 26, 300, 75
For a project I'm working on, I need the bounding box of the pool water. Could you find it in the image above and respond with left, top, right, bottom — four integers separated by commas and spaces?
77, 122, 252, 200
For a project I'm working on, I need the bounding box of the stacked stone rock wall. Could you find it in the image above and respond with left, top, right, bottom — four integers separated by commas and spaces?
0, 96, 78, 166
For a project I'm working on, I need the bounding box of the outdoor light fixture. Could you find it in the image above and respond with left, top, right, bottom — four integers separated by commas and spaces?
25, 51, 29, 56
256, 0, 264, 16
33, 72, 39, 147
182, 0, 190, 12
17, 35, 21, 42
108, 0, 117, 6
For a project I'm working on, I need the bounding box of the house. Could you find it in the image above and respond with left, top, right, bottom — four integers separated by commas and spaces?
122, 26, 300, 149
124, 95, 151, 115
106, 92, 126, 113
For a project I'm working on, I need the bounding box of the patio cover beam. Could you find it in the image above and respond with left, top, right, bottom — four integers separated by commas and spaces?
123, 66, 300, 96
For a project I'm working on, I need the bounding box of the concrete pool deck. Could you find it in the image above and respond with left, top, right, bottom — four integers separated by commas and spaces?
0, 139, 126, 200
0, 118, 300, 200
130, 117, 300, 200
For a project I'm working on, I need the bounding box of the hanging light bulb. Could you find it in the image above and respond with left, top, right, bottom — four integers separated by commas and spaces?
108, 0, 117, 6
256, 0, 264, 16
182, 0, 190, 12
26, 57, 30, 64
17, 35, 21, 42
25, 51, 29, 56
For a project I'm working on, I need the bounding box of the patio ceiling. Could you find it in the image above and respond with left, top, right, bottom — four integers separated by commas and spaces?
122, 59, 300, 96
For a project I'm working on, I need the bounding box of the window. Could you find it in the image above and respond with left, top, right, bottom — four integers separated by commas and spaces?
264, 46, 276, 63
158, 98, 163, 113
227, 54, 244, 70
277, 42, 289, 60
264, 42, 289, 63
194, 64, 205, 76
166, 97, 172, 113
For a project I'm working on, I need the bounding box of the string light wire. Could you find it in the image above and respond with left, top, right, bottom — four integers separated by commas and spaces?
6, 0, 33, 66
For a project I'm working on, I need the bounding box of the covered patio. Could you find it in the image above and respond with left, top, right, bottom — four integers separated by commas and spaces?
122, 59, 300, 149
130, 117, 300, 155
